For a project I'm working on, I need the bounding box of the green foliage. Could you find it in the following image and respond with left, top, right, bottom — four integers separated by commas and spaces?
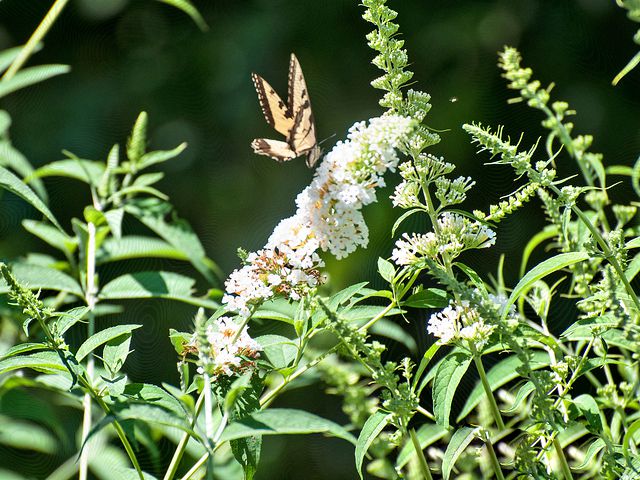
2, 0, 640, 479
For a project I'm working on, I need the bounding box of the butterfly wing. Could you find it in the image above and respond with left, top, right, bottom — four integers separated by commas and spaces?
287, 54, 319, 161
252, 72, 295, 137
251, 138, 297, 162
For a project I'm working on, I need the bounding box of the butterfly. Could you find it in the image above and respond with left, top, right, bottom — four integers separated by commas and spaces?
251, 53, 321, 168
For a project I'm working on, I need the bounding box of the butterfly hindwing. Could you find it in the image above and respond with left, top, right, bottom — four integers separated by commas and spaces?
251, 73, 295, 137
251, 138, 297, 162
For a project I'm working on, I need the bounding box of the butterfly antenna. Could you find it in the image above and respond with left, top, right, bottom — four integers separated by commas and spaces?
319, 133, 337, 146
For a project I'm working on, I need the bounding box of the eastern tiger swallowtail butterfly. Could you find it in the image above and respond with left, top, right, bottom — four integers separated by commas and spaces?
251, 53, 321, 168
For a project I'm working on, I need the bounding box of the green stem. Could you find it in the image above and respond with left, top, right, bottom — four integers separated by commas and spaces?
409, 428, 433, 480
163, 393, 205, 480
2, 0, 70, 81
473, 354, 505, 431
79, 221, 97, 480
484, 432, 506, 480
552, 437, 574, 480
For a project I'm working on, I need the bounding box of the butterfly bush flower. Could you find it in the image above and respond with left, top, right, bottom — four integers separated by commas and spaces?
391, 212, 496, 266
224, 114, 414, 316
427, 300, 496, 350
196, 316, 261, 377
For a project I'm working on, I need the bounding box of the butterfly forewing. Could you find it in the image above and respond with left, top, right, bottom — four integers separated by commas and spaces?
251, 73, 295, 137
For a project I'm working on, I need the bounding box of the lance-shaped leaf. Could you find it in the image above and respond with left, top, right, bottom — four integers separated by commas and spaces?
219, 408, 357, 445
99, 271, 218, 309
76, 324, 142, 362
0, 263, 83, 297
0, 64, 69, 99
31, 159, 105, 185
433, 351, 472, 428
96, 236, 188, 264
505, 252, 589, 314
442, 427, 478, 480
0, 165, 61, 229
355, 411, 391, 479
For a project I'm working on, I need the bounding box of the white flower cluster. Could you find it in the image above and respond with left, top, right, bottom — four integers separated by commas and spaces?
223, 115, 414, 316
391, 212, 496, 266
199, 316, 261, 377
427, 301, 496, 350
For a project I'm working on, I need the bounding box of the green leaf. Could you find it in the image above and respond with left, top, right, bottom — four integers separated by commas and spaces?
622, 418, 640, 465
396, 424, 448, 469
326, 282, 369, 310
415, 343, 441, 395
256, 335, 298, 370
31, 159, 105, 184
520, 226, 559, 277
0, 64, 69, 99
51, 306, 89, 335
103, 333, 133, 374
457, 351, 550, 422
125, 200, 223, 287
572, 394, 602, 432
0, 416, 57, 453
219, 408, 357, 445
613, 50, 640, 86
0, 263, 83, 297
133, 172, 164, 188
392, 208, 422, 237
377, 257, 395, 283
104, 208, 125, 239
137, 143, 187, 170
0, 342, 48, 360
156, 0, 208, 31
502, 381, 535, 414
123, 383, 188, 418
0, 45, 32, 73
355, 411, 391, 479
99, 271, 218, 309
403, 288, 448, 308
369, 318, 417, 353
0, 165, 61, 229
76, 324, 142, 362
22, 219, 77, 254
442, 427, 477, 480
0, 135, 48, 201
573, 438, 605, 470
0, 351, 67, 375
433, 351, 472, 428
96, 236, 188, 265
506, 252, 589, 314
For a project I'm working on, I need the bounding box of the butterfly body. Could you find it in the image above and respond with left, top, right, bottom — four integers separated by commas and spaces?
251, 53, 321, 168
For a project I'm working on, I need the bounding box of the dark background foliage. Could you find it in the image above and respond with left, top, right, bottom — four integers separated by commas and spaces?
0, 0, 639, 478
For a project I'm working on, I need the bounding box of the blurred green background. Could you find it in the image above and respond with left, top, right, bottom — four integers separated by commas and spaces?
0, 0, 639, 478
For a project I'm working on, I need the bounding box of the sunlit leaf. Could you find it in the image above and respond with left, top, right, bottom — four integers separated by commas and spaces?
0, 263, 83, 296
99, 270, 218, 309
219, 409, 357, 445
0, 165, 61, 229
76, 324, 142, 362
433, 351, 472, 428
355, 411, 391, 479
442, 427, 477, 480
0, 64, 69, 99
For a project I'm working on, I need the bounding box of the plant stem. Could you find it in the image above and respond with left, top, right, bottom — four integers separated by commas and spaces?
163, 393, 206, 480
552, 436, 574, 480
79, 221, 97, 480
473, 354, 505, 431
2, 0, 70, 81
484, 432, 506, 480
409, 428, 433, 480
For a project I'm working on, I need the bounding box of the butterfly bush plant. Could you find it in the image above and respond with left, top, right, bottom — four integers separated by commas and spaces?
2, 0, 640, 479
